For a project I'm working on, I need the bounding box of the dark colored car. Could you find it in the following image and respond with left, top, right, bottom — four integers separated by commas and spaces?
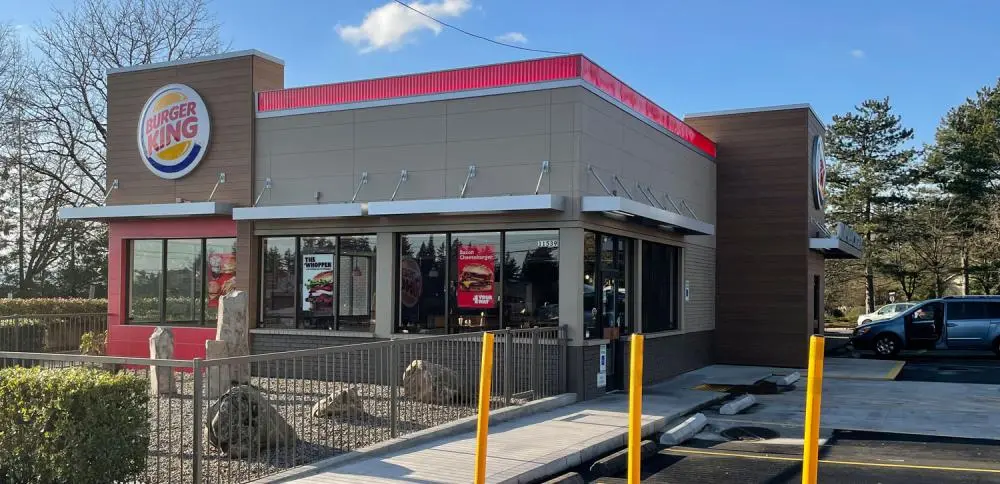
850, 296, 1000, 357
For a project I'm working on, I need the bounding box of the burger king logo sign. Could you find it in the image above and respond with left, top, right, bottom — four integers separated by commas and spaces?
137, 84, 210, 179
811, 135, 827, 209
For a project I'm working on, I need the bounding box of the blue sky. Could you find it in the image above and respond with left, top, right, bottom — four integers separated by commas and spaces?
6, 0, 1000, 147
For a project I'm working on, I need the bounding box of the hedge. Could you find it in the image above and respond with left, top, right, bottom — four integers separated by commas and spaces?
0, 298, 107, 317
0, 367, 150, 484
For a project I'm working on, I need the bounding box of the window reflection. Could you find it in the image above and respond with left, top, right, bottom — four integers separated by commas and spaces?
398, 234, 447, 334
262, 237, 297, 328
165, 239, 202, 322
130, 240, 163, 323
504, 231, 559, 328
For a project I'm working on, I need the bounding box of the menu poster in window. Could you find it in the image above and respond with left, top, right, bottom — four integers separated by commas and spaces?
207, 253, 236, 308
457, 245, 495, 309
399, 258, 423, 308
302, 254, 335, 313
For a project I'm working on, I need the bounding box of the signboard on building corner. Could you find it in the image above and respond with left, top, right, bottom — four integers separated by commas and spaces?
811, 135, 827, 209
138, 83, 211, 179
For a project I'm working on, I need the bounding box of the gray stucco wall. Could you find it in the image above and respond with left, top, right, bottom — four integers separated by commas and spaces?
255, 88, 582, 206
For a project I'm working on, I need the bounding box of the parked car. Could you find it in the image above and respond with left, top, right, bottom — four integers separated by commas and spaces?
850, 296, 1000, 357
856, 302, 918, 326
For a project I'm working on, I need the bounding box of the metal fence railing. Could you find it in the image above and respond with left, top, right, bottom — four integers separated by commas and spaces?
0, 313, 108, 353
0, 326, 566, 484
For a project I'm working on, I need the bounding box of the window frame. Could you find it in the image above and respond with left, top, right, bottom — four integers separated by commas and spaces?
259, 234, 377, 331
126, 237, 236, 326
583, 230, 635, 339
394, 230, 561, 335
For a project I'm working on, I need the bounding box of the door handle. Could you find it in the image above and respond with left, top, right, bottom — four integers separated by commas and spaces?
946, 323, 958, 327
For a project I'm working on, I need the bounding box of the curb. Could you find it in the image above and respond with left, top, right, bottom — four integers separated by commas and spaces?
251, 393, 578, 483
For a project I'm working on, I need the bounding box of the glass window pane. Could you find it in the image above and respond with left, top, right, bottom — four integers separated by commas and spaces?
583, 231, 598, 339
130, 240, 163, 323
300, 237, 337, 330
642, 242, 680, 333
165, 239, 202, 322
262, 237, 297, 328
503, 230, 559, 328
451, 232, 501, 332
205, 238, 237, 323
398, 234, 447, 334
339, 235, 376, 332
600, 234, 630, 334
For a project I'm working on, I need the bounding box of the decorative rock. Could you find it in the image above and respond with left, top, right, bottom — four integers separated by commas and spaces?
720, 394, 757, 415
205, 385, 296, 458
659, 413, 708, 446
149, 327, 175, 395
215, 291, 250, 384
402, 360, 463, 404
312, 387, 367, 419
205, 340, 234, 399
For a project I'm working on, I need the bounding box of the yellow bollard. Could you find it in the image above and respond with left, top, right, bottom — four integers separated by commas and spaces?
802, 335, 826, 484
627, 334, 645, 484
474, 331, 495, 484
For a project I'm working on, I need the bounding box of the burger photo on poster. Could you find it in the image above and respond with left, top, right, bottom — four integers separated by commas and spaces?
459, 263, 493, 291
305, 270, 334, 309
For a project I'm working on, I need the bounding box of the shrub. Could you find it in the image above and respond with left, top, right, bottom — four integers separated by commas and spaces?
79, 331, 108, 356
0, 298, 107, 317
0, 367, 150, 484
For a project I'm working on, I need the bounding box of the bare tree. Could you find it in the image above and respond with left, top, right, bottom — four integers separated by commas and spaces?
906, 197, 961, 298
25, 0, 225, 206
968, 197, 1000, 294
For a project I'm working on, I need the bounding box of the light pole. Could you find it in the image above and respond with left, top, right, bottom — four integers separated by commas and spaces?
16, 109, 24, 297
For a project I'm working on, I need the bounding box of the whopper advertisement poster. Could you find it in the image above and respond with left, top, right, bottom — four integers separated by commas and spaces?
456, 245, 496, 309
302, 254, 335, 313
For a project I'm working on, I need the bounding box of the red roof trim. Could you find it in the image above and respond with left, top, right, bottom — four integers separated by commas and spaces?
256, 55, 717, 158
256, 55, 581, 112
579, 57, 717, 157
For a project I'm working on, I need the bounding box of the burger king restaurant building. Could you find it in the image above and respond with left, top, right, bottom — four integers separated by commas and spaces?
60, 50, 860, 399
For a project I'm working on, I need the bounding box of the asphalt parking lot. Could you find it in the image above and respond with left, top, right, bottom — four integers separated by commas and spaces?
579, 344, 1000, 483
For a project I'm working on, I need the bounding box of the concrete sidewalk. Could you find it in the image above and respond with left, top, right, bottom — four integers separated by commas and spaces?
282, 385, 723, 484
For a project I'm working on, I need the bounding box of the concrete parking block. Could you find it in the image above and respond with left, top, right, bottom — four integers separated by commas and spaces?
719, 394, 757, 415
660, 413, 708, 446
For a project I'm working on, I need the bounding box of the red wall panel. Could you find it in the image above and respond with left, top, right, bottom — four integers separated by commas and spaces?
107, 217, 237, 358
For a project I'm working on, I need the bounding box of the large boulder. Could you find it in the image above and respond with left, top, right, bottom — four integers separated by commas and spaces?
149, 327, 175, 395
205, 385, 296, 458
312, 387, 367, 419
401, 360, 463, 404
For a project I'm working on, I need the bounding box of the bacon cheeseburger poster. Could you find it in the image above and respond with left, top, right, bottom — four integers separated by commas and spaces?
456, 245, 496, 309
302, 254, 335, 313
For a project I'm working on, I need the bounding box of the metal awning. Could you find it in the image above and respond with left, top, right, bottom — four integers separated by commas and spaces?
58, 201, 233, 221
232, 203, 365, 221
367, 194, 565, 216
810, 222, 863, 259
580, 196, 714, 236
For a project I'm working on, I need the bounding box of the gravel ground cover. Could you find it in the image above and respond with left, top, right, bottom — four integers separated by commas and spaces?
140, 374, 481, 484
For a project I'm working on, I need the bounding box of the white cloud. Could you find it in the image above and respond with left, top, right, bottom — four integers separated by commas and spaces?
850, 49, 866, 59
337, 0, 472, 53
494, 32, 527, 44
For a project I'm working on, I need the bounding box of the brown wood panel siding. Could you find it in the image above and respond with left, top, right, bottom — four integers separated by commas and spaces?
107, 56, 262, 206
686, 108, 812, 368
683, 244, 716, 333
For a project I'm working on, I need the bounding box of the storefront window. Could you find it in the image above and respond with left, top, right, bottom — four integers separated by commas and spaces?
451, 232, 501, 332
165, 239, 202, 322
504, 231, 559, 328
398, 233, 447, 334
396, 230, 561, 334
262, 237, 297, 328
583, 231, 633, 339
260, 235, 377, 331
642, 242, 680, 333
129, 240, 163, 323
339, 235, 376, 331
128, 238, 237, 325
